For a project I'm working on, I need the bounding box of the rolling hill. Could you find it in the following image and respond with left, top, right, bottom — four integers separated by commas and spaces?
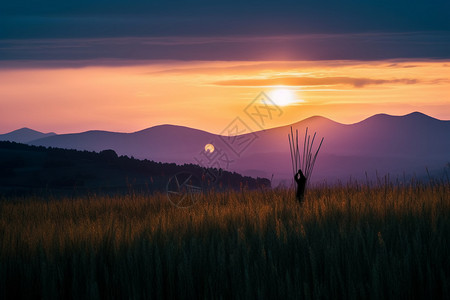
10, 112, 449, 185
0, 141, 270, 196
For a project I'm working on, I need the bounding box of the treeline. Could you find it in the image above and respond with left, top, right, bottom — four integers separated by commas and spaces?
0, 141, 270, 196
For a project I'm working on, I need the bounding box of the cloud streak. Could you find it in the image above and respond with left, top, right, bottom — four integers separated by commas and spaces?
214, 76, 419, 88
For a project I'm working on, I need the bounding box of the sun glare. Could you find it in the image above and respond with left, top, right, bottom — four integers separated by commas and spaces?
268, 88, 300, 106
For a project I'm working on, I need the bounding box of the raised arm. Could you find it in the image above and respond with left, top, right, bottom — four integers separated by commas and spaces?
298, 169, 306, 180
294, 171, 300, 183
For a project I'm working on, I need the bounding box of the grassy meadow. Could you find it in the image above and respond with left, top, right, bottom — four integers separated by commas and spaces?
0, 181, 449, 299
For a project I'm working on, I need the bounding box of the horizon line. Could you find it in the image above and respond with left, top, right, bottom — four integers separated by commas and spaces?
1, 111, 448, 136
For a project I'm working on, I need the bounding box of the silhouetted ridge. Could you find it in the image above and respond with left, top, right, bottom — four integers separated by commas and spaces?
0, 141, 271, 196
133, 124, 214, 136
355, 111, 445, 126
291, 115, 343, 127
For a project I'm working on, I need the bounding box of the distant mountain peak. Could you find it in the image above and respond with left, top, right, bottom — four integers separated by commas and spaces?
405, 111, 426, 117
290, 115, 343, 128
354, 111, 443, 126
10, 127, 40, 134
302, 115, 332, 122
0, 128, 57, 143
403, 111, 439, 120
134, 124, 214, 136
3, 127, 56, 135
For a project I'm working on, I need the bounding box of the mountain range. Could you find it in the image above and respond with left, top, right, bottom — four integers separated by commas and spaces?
1, 112, 449, 185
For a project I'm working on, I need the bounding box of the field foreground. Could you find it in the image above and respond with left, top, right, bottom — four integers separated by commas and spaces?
1, 182, 449, 299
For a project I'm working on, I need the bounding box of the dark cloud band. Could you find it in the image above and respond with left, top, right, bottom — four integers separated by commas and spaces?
0, 32, 449, 64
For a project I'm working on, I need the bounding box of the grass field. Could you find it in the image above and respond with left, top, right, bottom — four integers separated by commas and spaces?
0, 181, 449, 299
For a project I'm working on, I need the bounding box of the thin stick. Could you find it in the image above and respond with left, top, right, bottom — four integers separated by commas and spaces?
293, 135, 296, 174
309, 137, 324, 179
292, 127, 297, 173
288, 133, 295, 177
302, 127, 308, 172
295, 129, 299, 173
307, 132, 316, 177
306, 135, 311, 174
307, 152, 312, 177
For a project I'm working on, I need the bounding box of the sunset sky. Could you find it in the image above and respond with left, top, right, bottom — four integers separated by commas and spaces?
1, 0, 449, 134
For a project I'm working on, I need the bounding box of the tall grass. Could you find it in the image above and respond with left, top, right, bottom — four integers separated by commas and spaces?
0, 181, 449, 299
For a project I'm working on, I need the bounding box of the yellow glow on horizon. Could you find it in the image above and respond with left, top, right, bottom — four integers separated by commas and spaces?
0, 60, 448, 134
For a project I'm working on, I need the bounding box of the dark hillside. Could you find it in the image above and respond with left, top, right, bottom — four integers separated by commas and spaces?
0, 141, 270, 197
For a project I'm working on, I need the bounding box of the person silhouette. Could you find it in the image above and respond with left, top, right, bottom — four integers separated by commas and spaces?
294, 169, 307, 203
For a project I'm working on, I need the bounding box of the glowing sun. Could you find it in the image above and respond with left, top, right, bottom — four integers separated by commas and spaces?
268, 88, 300, 106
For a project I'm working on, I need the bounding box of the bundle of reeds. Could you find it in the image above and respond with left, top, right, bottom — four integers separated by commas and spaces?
288, 126, 324, 182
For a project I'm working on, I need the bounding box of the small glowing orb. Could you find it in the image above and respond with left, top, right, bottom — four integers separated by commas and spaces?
204, 143, 215, 153
269, 88, 299, 106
